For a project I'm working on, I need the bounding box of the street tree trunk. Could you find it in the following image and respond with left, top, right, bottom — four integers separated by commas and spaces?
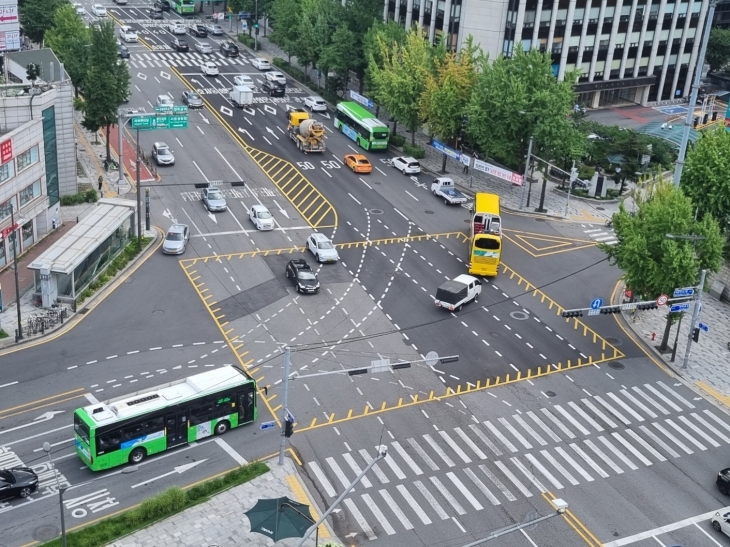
105, 125, 111, 163
659, 312, 673, 351
441, 153, 447, 173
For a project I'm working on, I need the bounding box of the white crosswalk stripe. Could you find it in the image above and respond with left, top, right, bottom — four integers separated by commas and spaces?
652, 422, 693, 454
607, 392, 645, 422
327, 456, 354, 490
511, 457, 548, 492
705, 410, 730, 434
454, 427, 488, 459
611, 432, 652, 466
423, 434, 456, 467
309, 461, 336, 497
464, 468, 500, 505
555, 446, 594, 481
343, 452, 372, 488
582, 398, 618, 428
479, 463, 516, 500
379, 490, 413, 530
678, 415, 720, 447
620, 389, 658, 418
599, 436, 638, 470
391, 441, 424, 475
594, 395, 632, 425
644, 384, 683, 412
414, 480, 449, 520
430, 476, 466, 514
359, 449, 390, 483
499, 417, 533, 449
408, 437, 439, 471
658, 381, 696, 409
439, 431, 473, 463
469, 423, 503, 455
540, 408, 576, 439
447, 472, 483, 510
513, 414, 548, 446
484, 420, 519, 452
692, 412, 730, 443
555, 404, 590, 435
525, 453, 564, 489
568, 401, 604, 432
585, 439, 624, 473
640, 425, 681, 458
362, 493, 396, 534
396, 484, 432, 525
584, 228, 617, 245
526, 411, 559, 442
379, 447, 407, 480
343, 498, 377, 540
540, 450, 579, 485
632, 386, 670, 414
624, 429, 667, 462
493, 460, 532, 497
665, 419, 707, 450
570, 442, 609, 478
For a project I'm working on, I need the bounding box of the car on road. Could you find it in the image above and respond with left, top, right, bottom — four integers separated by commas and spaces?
119, 26, 138, 42
390, 156, 421, 175
303, 96, 327, 112
285, 259, 320, 294
262, 80, 285, 97
200, 61, 218, 76
344, 154, 372, 174
205, 23, 223, 35
234, 75, 254, 87
0, 468, 39, 500
202, 187, 227, 212
266, 71, 286, 85
249, 204, 275, 231
151, 142, 175, 166
307, 233, 339, 263
171, 37, 189, 51
162, 224, 190, 255
251, 57, 271, 70
189, 24, 207, 37
91, 4, 106, 16
712, 508, 730, 537
117, 44, 130, 59
220, 41, 239, 57
182, 90, 203, 108
156, 93, 174, 107
148, 7, 164, 19
194, 42, 212, 54
154, 0, 170, 10
73, 3, 86, 15
168, 22, 186, 35
114, 0, 128, 4
718, 469, 730, 495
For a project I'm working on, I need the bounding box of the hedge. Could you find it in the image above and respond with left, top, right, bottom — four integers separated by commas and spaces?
237, 33, 261, 51
403, 143, 425, 159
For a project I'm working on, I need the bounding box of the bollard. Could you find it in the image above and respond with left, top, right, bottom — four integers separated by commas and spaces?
651, 332, 656, 341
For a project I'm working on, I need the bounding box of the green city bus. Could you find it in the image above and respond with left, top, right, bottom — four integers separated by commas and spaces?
74, 366, 257, 471
334, 101, 390, 150
169, 0, 195, 14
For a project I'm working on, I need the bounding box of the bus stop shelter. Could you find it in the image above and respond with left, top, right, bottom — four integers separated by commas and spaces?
29, 198, 137, 306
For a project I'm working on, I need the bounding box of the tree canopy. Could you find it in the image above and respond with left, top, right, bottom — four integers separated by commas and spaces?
44, 4, 90, 93
707, 27, 730, 74
19, 0, 66, 44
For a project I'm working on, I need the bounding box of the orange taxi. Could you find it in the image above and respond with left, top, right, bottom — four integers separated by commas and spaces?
344, 154, 372, 174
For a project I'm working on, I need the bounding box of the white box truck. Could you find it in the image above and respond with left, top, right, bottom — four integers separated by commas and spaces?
230, 85, 253, 108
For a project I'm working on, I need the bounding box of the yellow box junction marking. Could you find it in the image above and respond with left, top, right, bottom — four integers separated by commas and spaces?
503, 229, 597, 257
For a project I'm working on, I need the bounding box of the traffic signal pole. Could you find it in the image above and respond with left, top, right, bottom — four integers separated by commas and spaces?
278, 345, 291, 466
682, 269, 706, 369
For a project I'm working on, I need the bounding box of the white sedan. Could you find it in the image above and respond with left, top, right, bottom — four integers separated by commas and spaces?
201, 62, 219, 76
234, 75, 254, 87
73, 3, 86, 15
195, 42, 212, 54
249, 205, 275, 231
712, 508, 730, 537
250, 57, 271, 70
303, 96, 327, 112
168, 23, 186, 35
91, 4, 106, 16
119, 26, 138, 42
390, 156, 421, 175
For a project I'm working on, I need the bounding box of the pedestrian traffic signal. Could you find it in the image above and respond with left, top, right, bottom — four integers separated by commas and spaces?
599, 306, 621, 314
254, 22, 259, 35
692, 327, 700, 342
636, 302, 658, 310
284, 417, 294, 438
561, 309, 583, 318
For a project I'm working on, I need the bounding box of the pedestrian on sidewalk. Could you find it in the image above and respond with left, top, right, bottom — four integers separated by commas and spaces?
98, 175, 103, 192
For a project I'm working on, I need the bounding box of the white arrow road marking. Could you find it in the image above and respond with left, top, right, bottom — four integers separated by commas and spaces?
272, 199, 289, 219
191, 78, 201, 86
238, 127, 254, 140
319, 111, 331, 119
0, 411, 65, 436
345, 533, 357, 538
131, 460, 208, 488
160, 71, 171, 80
199, 113, 209, 124
208, 211, 218, 224
161, 209, 178, 224
266, 127, 280, 140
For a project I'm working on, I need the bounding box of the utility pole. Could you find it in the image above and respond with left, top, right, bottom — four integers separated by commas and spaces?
519, 136, 533, 210
278, 346, 291, 466
682, 268, 706, 369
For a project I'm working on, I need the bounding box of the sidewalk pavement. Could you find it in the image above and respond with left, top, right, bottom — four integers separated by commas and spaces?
107, 122, 156, 186
108, 457, 340, 547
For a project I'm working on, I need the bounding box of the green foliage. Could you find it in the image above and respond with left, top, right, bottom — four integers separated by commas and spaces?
363, 21, 406, 93
237, 33, 261, 50
578, 164, 595, 180
270, 0, 301, 62
19, 0, 66, 44
403, 143, 425, 158
45, 5, 90, 92
60, 190, 98, 205
292, 0, 344, 78
707, 27, 730, 74
39, 463, 268, 547
272, 58, 340, 104
681, 127, 730, 235
319, 24, 358, 96
389, 133, 406, 147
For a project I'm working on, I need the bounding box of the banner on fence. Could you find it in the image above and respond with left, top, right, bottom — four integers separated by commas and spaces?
473, 159, 524, 186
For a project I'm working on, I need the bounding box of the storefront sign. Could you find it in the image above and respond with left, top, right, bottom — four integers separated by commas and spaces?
0, 139, 12, 163
1, 222, 17, 239
473, 159, 524, 186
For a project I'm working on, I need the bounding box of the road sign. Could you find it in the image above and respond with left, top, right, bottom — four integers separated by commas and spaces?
656, 294, 669, 306
588, 309, 600, 316
131, 115, 157, 129
590, 298, 603, 310
173, 105, 188, 114
621, 303, 637, 310
241, 21, 247, 31
673, 287, 695, 298
259, 421, 277, 430
155, 104, 173, 113
698, 322, 709, 332
238, 11, 250, 19
670, 303, 691, 313
425, 351, 439, 367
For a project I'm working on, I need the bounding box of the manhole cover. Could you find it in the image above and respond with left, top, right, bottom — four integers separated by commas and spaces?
425, 210, 434, 214
544, 390, 556, 397
604, 336, 622, 346
490, 332, 500, 338
510, 311, 529, 321
33, 525, 60, 541
373, 181, 381, 185
608, 361, 625, 370
596, 206, 605, 211
369, 209, 384, 215
535, 218, 546, 222
152, 309, 165, 315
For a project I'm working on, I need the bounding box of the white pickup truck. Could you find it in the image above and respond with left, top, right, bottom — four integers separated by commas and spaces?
434, 274, 482, 312
431, 177, 468, 205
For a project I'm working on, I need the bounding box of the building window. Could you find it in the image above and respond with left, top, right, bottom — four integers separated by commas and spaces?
20, 180, 41, 206
0, 198, 12, 221
16, 145, 39, 172
22, 220, 33, 249
42, 106, 59, 208
0, 161, 14, 183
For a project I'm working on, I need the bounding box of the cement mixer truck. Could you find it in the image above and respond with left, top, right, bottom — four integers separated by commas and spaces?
287, 107, 326, 153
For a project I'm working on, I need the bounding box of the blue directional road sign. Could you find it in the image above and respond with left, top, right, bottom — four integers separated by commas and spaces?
590, 298, 603, 310
259, 421, 277, 430
698, 322, 709, 332
673, 287, 695, 297
670, 303, 691, 312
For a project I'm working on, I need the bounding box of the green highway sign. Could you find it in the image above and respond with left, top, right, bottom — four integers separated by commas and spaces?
130, 113, 188, 130
173, 105, 188, 114
157, 115, 188, 129
131, 115, 157, 129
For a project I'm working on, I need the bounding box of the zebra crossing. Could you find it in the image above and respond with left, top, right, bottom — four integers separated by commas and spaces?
306, 381, 727, 540
128, 51, 249, 69
584, 225, 618, 245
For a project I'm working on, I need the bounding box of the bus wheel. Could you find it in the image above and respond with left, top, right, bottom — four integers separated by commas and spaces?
129, 448, 146, 464
215, 420, 230, 435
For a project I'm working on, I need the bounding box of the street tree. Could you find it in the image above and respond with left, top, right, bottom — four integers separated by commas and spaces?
19, 0, 66, 44
600, 180, 723, 350
368, 26, 431, 141
45, 4, 90, 94
342, 0, 383, 93
363, 21, 406, 95
318, 24, 358, 96
707, 27, 730, 74
270, 0, 301, 63
293, 0, 343, 81
419, 37, 478, 169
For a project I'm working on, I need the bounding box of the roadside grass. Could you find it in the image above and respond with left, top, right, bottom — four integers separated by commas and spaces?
39, 462, 269, 547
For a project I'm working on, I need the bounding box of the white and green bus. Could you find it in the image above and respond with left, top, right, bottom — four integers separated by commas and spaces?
74, 366, 257, 471
334, 101, 390, 150
169, 0, 195, 14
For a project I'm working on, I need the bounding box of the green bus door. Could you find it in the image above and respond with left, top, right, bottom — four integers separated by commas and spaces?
238, 391, 254, 424
166, 411, 188, 448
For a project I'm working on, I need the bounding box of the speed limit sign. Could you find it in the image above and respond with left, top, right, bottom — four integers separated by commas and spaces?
657, 294, 669, 306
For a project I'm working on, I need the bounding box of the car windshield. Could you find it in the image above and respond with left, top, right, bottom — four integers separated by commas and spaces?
158, 148, 171, 156
257, 211, 272, 219
208, 190, 223, 200
317, 240, 334, 250
188, 93, 200, 100
166, 232, 183, 241
298, 271, 316, 281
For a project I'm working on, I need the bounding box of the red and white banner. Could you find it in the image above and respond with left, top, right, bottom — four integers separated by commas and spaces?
473, 158, 524, 186
0, 139, 12, 164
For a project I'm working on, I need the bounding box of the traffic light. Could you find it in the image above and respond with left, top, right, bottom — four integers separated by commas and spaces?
636, 302, 658, 310
599, 306, 621, 314
284, 417, 294, 438
254, 22, 259, 35
561, 309, 583, 318
692, 327, 700, 342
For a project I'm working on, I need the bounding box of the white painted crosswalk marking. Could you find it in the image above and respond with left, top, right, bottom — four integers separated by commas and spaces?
692, 413, 730, 443
665, 419, 707, 450
554, 405, 590, 435
495, 460, 533, 497
611, 432, 651, 466
391, 441, 423, 475
568, 401, 604, 431
480, 463, 516, 501
359, 449, 390, 483
599, 436, 638, 470
379, 490, 413, 530
525, 453, 564, 489
620, 389, 658, 418
361, 493, 395, 535
308, 461, 337, 497
439, 431, 473, 464
555, 446, 593, 481
327, 456, 354, 490
343, 498, 377, 540
414, 480, 449, 520
652, 422, 693, 454
407, 438, 439, 471
570, 443, 609, 478
540, 450, 578, 485
594, 396, 632, 425
704, 410, 730, 434
527, 411, 561, 442
540, 408, 576, 439
585, 439, 624, 474
396, 484, 432, 525
632, 386, 669, 414
511, 457, 548, 492
499, 417, 533, 449
379, 448, 407, 480
343, 453, 372, 488
678, 415, 720, 447
484, 421, 518, 453
423, 434, 456, 467
514, 414, 547, 446
447, 471, 483, 510
657, 381, 695, 409
639, 425, 681, 458
454, 427, 488, 459
430, 476, 466, 515
644, 384, 682, 412
624, 429, 667, 462
469, 424, 503, 456
607, 392, 645, 422
464, 468, 500, 506
582, 398, 618, 428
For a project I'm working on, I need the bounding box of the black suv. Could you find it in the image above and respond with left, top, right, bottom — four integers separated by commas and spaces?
189, 24, 207, 37
219, 41, 239, 57
286, 259, 319, 294
171, 38, 189, 52
148, 7, 163, 19
154, 0, 170, 10
262, 80, 285, 97
117, 44, 130, 59
718, 469, 730, 494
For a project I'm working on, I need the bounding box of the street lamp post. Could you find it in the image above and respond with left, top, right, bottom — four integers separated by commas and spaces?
519, 136, 533, 210
10, 204, 22, 341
